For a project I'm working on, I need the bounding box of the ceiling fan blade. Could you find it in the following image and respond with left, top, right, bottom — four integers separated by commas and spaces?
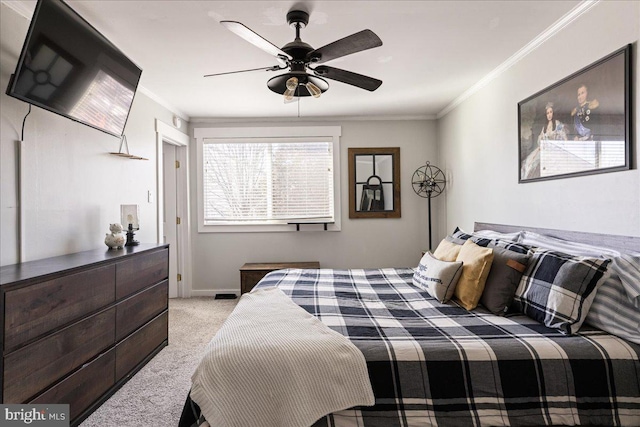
221, 21, 292, 62
204, 65, 283, 78
313, 66, 382, 91
307, 29, 382, 64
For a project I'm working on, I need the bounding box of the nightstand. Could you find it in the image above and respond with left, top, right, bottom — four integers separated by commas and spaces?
239, 262, 320, 294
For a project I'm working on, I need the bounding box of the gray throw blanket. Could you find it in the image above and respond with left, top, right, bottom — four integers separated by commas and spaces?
190, 286, 374, 427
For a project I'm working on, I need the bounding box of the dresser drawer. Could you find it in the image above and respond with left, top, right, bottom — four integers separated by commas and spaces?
30, 348, 115, 422
3, 308, 116, 403
116, 249, 168, 299
116, 280, 168, 341
116, 311, 168, 382
4, 264, 115, 351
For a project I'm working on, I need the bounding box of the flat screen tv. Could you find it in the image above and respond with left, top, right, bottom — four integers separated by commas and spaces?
6, 0, 142, 138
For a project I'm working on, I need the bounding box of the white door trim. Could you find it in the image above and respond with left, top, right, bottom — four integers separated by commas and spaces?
155, 119, 192, 298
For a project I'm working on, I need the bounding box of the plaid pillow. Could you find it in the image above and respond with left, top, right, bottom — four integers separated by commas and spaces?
450, 228, 496, 248
450, 227, 521, 242
448, 230, 532, 255
517, 230, 639, 341
513, 248, 611, 334
492, 239, 532, 255
450, 227, 474, 241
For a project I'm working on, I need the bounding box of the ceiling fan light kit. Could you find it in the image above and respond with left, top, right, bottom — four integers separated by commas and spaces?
208, 8, 383, 101
283, 76, 298, 101
269, 73, 328, 98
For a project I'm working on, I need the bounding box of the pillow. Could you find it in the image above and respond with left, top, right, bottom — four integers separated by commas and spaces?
492, 239, 533, 255
513, 248, 611, 335
473, 229, 522, 241
450, 227, 474, 241
611, 254, 640, 307
451, 227, 521, 243
453, 240, 494, 310
413, 252, 463, 303
584, 276, 640, 344
519, 230, 621, 258
519, 230, 640, 295
433, 239, 462, 261
445, 234, 466, 245
480, 246, 531, 315
449, 228, 531, 254
450, 230, 497, 250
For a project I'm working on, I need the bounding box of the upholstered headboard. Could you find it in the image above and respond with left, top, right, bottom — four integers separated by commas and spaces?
474, 222, 640, 253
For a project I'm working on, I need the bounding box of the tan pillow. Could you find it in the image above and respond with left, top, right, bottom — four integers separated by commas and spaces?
454, 240, 494, 310
433, 239, 462, 262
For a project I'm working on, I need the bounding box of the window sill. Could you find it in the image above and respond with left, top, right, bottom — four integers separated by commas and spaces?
198, 222, 340, 233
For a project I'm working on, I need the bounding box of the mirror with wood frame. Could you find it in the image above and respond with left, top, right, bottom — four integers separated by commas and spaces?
348, 147, 400, 218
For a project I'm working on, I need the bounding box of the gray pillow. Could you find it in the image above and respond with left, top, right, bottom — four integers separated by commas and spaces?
413, 252, 463, 303
480, 246, 530, 315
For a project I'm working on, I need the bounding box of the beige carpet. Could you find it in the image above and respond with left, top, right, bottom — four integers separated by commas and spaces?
80, 297, 238, 427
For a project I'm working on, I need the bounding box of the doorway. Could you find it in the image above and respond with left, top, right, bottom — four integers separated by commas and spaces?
155, 119, 190, 298
163, 143, 178, 297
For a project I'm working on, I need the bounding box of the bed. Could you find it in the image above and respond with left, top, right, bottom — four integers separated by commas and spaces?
179, 223, 640, 427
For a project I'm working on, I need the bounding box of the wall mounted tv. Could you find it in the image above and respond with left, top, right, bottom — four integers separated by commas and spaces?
6, 0, 142, 138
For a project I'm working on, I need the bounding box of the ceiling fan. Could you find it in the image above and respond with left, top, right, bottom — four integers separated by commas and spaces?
205, 9, 383, 101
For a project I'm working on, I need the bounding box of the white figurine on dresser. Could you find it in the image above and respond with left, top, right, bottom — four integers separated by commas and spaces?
104, 223, 126, 249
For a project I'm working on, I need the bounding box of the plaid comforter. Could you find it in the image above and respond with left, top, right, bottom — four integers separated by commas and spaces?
255, 268, 640, 427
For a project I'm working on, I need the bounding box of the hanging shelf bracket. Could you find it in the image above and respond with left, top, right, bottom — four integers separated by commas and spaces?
110, 135, 148, 160
287, 222, 332, 231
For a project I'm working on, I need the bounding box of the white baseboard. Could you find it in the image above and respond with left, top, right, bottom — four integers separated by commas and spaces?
189, 289, 240, 298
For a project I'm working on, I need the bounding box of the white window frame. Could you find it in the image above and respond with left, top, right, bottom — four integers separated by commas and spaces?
195, 126, 341, 233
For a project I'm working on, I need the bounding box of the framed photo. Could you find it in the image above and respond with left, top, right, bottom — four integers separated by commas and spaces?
518, 45, 630, 183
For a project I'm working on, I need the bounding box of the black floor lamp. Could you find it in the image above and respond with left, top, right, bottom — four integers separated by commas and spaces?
411, 161, 447, 251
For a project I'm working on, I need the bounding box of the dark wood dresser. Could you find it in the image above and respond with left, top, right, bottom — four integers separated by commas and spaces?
239, 261, 320, 294
0, 244, 169, 426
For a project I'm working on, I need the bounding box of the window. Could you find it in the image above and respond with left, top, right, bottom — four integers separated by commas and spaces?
195, 126, 341, 232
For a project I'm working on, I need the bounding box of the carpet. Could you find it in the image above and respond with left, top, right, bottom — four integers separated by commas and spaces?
80, 297, 238, 427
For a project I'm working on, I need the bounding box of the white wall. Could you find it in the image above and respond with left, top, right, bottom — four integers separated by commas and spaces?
0, 4, 180, 265
189, 119, 437, 294
438, 1, 640, 239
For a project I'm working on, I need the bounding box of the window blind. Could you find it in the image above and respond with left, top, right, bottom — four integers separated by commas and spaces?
203, 140, 334, 223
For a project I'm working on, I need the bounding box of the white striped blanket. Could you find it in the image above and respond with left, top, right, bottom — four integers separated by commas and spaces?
190, 286, 374, 427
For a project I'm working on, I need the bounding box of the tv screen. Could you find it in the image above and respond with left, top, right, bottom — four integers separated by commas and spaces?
6, 0, 142, 138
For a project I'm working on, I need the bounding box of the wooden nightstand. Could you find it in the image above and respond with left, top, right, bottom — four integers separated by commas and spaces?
239, 262, 320, 294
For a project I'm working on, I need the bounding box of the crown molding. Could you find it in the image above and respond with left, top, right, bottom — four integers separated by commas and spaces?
189, 114, 435, 124
436, 0, 600, 119
1, 0, 33, 18
137, 85, 189, 121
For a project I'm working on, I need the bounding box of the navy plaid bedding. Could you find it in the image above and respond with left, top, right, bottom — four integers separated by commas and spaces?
255, 268, 640, 427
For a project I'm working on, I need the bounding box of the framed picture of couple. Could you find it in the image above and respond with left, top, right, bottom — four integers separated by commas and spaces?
518, 44, 630, 183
